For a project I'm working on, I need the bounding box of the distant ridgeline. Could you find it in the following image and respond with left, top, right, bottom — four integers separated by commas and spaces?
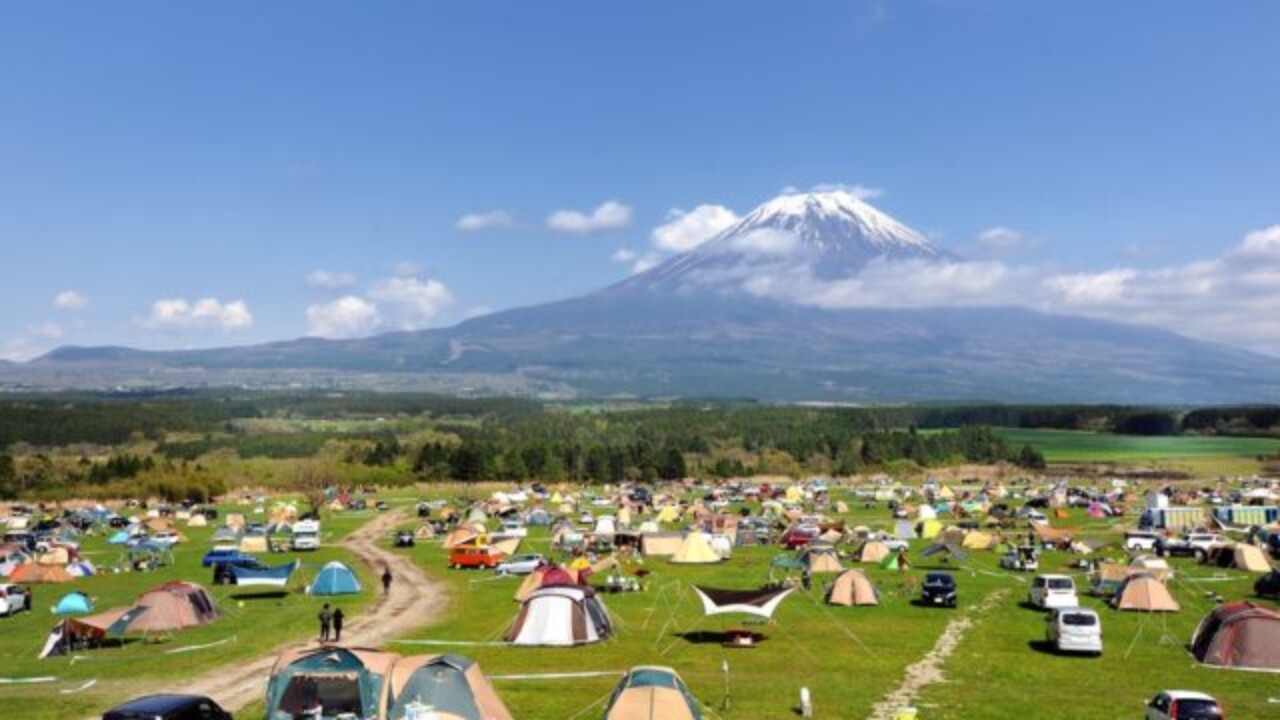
1, 392, 1278, 500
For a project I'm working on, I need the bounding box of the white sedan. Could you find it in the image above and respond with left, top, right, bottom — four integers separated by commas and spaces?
495, 554, 546, 576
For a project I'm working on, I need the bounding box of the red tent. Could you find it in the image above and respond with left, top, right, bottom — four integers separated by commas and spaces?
1191, 602, 1280, 670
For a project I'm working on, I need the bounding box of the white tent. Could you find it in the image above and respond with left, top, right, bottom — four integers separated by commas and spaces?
670, 531, 722, 564
505, 586, 612, 646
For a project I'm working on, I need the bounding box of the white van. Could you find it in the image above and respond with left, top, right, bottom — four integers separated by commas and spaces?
1028, 574, 1079, 609
1045, 607, 1102, 655
291, 519, 321, 551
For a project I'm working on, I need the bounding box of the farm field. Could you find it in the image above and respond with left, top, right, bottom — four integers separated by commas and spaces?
993, 427, 1280, 464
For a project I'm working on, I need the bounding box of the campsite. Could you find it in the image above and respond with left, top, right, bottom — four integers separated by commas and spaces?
4, 467, 1279, 719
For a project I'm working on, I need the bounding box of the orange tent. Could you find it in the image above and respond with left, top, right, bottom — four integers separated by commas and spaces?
10, 563, 74, 584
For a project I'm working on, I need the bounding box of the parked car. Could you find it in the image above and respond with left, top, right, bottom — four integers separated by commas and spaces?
1144, 691, 1225, 720
394, 530, 415, 548
495, 554, 546, 576
1045, 607, 1101, 655
498, 520, 529, 538
782, 525, 821, 550
102, 693, 233, 720
376, 501, 390, 512
416, 501, 432, 518
448, 546, 505, 570
1028, 574, 1079, 610
1254, 570, 1280, 599
1156, 533, 1227, 559
1124, 530, 1161, 552
921, 572, 957, 608
0, 584, 31, 616
201, 549, 256, 568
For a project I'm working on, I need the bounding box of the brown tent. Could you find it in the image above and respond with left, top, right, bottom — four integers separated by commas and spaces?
603, 666, 700, 720
388, 654, 513, 720
827, 569, 879, 607
128, 580, 219, 632
443, 527, 482, 550
10, 563, 74, 584
1111, 574, 1180, 612
854, 541, 890, 564
803, 548, 844, 574
1191, 602, 1280, 671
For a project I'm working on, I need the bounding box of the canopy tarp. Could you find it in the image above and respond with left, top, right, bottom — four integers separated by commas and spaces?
693, 586, 794, 619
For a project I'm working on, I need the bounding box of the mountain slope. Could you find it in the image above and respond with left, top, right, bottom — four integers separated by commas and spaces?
10, 190, 1280, 403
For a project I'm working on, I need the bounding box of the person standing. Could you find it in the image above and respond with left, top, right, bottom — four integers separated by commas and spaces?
381, 566, 393, 595
318, 603, 333, 643
332, 607, 345, 643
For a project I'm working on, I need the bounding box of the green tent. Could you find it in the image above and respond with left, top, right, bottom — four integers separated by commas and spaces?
880, 552, 909, 571
265, 647, 396, 720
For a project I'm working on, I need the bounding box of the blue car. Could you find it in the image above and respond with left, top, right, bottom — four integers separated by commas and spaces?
201, 549, 255, 568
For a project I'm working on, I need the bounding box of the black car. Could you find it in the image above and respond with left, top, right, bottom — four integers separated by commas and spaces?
103, 694, 232, 720
395, 530, 415, 547
921, 572, 958, 608
416, 501, 432, 518
1256, 570, 1280, 599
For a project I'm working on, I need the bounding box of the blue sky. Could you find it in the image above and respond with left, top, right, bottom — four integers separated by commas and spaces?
3, 1, 1279, 358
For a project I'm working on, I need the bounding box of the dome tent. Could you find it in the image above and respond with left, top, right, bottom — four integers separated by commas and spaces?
1190, 601, 1280, 671
387, 653, 513, 720
603, 666, 702, 720
53, 591, 93, 615
505, 585, 612, 646
670, 532, 721, 565
266, 647, 396, 720
1111, 573, 1179, 612
827, 569, 879, 607
310, 561, 362, 596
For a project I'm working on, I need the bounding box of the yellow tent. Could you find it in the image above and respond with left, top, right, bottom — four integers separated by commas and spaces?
855, 541, 890, 564
1233, 544, 1272, 573
937, 485, 956, 500
617, 506, 632, 527
784, 486, 803, 503
805, 550, 844, 574
654, 506, 680, 524
962, 530, 995, 550
919, 519, 942, 540
670, 532, 721, 564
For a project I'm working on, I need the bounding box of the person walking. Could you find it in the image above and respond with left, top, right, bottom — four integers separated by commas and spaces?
332, 607, 345, 643
381, 566, 393, 595
318, 603, 333, 643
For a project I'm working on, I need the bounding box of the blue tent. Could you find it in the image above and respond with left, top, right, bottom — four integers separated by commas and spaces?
310, 561, 361, 595
53, 591, 93, 615
108, 531, 131, 545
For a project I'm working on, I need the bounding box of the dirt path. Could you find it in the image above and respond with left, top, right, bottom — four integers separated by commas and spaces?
87, 509, 447, 718
866, 589, 1008, 720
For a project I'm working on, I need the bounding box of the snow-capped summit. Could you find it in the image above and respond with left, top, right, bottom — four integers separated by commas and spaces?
609, 188, 947, 295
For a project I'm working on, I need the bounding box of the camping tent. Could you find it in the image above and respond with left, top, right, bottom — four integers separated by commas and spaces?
505, 585, 612, 646
443, 527, 483, 550
1232, 544, 1272, 573
239, 535, 269, 554
413, 524, 437, 540
654, 506, 680, 524
961, 530, 996, 550
53, 591, 93, 615
1111, 574, 1180, 612
916, 519, 942, 539
854, 541, 890, 564
39, 606, 151, 658
266, 647, 396, 720
802, 548, 844, 574
387, 653, 513, 720
513, 566, 578, 603
186, 513, 208, 528
1190, 602, 1280, 671
827, 569, 879, 607
879, 552, 910, 571
603, 666, 701, 720
640, 533, 683, 557
10, 563, 74, 584
311, 561, 362, 596
128, 581, 219, 633
491, 537, 521, 557
670, 532, 722, 564
1093, 563, 1172, 595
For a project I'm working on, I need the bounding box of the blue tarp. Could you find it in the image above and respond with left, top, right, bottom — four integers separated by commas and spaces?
232, 561, 298, 587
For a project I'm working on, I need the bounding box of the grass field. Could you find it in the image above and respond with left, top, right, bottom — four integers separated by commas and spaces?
993, 428, 1280, 464
377, 501, 1279, 720
0, 503, 376, 720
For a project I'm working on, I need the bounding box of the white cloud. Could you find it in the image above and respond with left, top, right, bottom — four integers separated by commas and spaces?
141, 297, 253, 331
33, 323, 64, 340
306, 270, 358, 290
698, 224, 1280, 356
611, 248, 638, 263
306, 296, 380, 338
53, 290, 89, 310
547, 200, 632, 234
651, 205, 740, 252
808, 182, 884, 200
631, 253, 662, 274
455, 210, 513, 232
369, 275, 453, 329
977, 226, 1024, 251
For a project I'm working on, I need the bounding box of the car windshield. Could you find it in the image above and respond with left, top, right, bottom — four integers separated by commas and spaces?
926, 574, 952, 584
1048, 579, 1074, 590
1061, 613, 1096, 626
1174, 700, 1222, 719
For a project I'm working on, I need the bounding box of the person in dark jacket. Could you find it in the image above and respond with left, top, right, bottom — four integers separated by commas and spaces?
318, 604, 333, 643
332, 607, 345, 642
381, 567, 393, 595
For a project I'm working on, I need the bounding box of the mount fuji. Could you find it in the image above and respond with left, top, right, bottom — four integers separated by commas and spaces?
11, 190, 1280, 403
